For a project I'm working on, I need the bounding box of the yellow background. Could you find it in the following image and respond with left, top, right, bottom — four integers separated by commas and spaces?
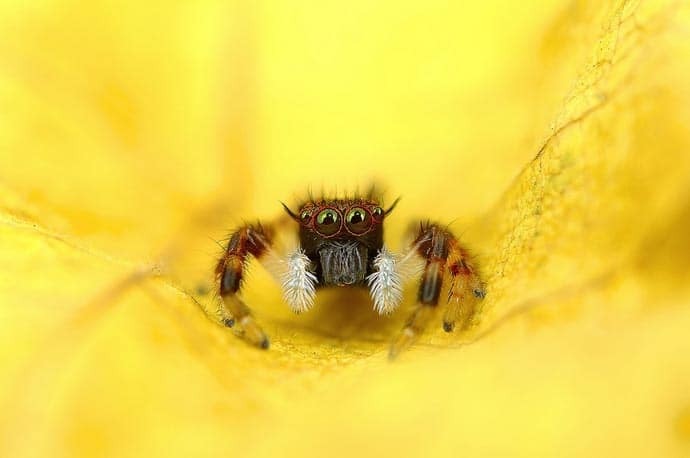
1, 0, 690, 456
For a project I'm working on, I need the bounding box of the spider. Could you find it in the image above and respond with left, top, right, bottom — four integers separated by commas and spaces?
215, 189, 486, 358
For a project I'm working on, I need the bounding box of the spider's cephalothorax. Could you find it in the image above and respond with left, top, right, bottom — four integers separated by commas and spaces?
215, 192, 485, 359
293, 199, 386, 286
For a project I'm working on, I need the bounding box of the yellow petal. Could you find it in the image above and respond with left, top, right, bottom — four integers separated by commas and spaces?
1, 1, 690, 457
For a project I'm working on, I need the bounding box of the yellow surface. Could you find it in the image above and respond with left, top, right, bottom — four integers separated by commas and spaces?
1, 0, 690, 456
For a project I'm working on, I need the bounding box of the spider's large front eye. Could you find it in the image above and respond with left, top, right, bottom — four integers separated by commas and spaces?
345, 207, 372, 234
315, 209, 341, 236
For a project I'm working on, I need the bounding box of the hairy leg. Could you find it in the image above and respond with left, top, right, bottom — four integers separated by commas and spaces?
215, 222, 275, 349
389, 222, 485, 359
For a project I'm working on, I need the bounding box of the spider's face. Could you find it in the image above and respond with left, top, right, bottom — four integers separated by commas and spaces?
292, 199, 387, 286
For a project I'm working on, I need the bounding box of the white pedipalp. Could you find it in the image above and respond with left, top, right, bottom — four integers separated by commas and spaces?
367, 245, 423, 315
278, 248, 318, 313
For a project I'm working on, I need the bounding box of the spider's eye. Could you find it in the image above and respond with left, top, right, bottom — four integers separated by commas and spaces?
372, 207, 384, 218
300, 210, 312, 222
346, 207, 372, 234
315, 209, 341, 236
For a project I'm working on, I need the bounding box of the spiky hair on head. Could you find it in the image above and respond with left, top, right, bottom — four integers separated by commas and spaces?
280, 183, 400, 222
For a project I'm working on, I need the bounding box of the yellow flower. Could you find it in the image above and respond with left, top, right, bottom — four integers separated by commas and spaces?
1, 0, 690, 456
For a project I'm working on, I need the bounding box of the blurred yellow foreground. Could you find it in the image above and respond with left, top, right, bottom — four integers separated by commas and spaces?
1, 0, 690, 457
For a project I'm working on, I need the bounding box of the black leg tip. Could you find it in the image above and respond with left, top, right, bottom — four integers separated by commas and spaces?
443, 321, 455, 333
223, 318, 235, 328
473, 288, 486, 299
260, 338, 270, 350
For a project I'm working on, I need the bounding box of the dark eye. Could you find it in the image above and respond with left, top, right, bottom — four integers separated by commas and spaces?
300, 210, 312, 222
372, 207, 384, 218
315, 209, 341, 236
346, 207, 372, 234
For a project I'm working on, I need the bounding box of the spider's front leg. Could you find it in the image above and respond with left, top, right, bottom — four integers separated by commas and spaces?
389, 222, 486, 359
215, 222, 274, 349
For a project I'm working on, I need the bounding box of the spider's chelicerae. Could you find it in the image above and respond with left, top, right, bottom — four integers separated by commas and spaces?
215, 190, 486, 358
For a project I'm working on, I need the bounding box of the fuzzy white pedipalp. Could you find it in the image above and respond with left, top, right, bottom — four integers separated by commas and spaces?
280, 248, 318, 313
367, 244, 425, 315
367, 247, 402, 314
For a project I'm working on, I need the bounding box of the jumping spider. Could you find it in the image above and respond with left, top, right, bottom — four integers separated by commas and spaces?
215, 190, 485, 358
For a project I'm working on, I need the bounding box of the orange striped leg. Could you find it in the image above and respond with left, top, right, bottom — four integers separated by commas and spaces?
215, 222, 274, 349
389, 222, 485, 359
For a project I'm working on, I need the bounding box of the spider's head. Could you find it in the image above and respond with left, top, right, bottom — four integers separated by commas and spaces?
282, 198, 399, 286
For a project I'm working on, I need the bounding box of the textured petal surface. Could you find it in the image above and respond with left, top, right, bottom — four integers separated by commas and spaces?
1, 1, 690, 457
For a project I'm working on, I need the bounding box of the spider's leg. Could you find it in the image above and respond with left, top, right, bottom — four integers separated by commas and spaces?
215, 222, 276, 349
389, 222, 485, 359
